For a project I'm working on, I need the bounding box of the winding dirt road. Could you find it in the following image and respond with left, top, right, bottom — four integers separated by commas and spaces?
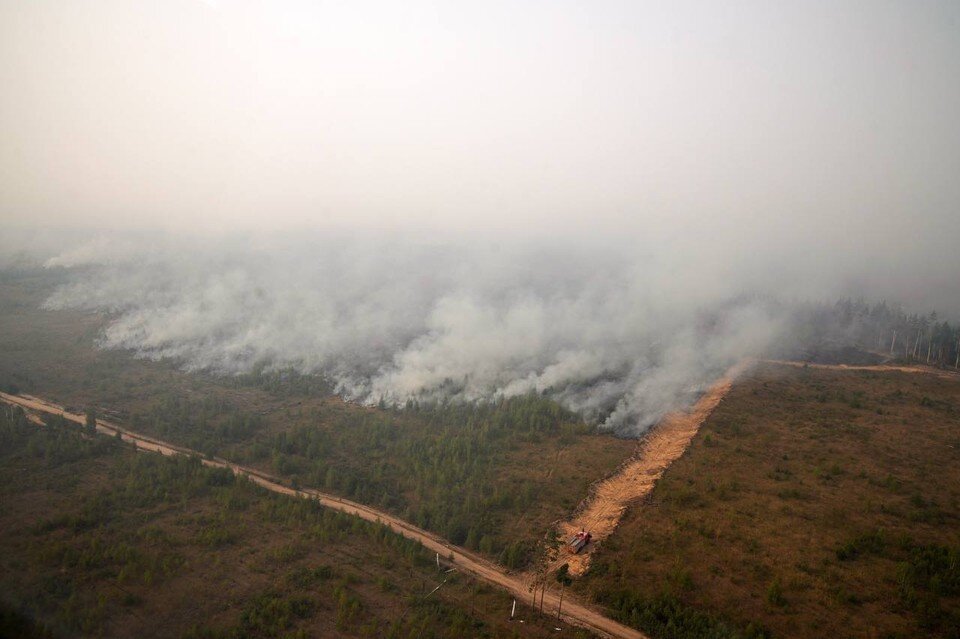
0, 391, 647, 639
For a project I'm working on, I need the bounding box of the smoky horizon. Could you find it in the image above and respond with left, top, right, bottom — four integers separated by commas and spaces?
2, 1, 960, 433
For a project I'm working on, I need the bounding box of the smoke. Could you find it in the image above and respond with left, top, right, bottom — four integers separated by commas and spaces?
3, 1, 959, 435
37, 231, 790, 435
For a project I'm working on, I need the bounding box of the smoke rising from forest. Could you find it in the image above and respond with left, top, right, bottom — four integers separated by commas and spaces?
23, 228, 947, 436
3, 2, 960, 432
38, 233, 786, 434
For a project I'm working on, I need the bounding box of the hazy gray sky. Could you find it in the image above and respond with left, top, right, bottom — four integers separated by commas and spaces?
2, 0, 958, 242
4, 1, 960, 432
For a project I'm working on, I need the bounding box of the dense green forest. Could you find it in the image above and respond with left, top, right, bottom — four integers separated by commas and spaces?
127, 392, 605, 569
0, 269, 633, 571
259, 396, 588, 568
0, 404, 594, 638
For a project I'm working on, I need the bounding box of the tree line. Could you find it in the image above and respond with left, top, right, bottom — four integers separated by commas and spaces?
787, 298, 960, 368
245, 394, 586, 569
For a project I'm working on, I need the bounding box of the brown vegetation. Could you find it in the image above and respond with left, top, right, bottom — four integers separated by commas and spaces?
550, 361, 749, 578
576, 362, 960, 638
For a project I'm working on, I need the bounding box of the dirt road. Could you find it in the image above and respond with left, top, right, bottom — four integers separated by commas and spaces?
548, 360, 751, 577
761, 359, 960, 380
0, 391, 647, 639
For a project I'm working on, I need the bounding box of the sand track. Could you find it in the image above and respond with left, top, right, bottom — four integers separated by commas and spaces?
547, 360, 751, 577
545, 357, 960, 577
0, 391, 647, 639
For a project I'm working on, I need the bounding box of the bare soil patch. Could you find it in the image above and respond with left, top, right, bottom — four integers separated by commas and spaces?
551, 361, 750, 577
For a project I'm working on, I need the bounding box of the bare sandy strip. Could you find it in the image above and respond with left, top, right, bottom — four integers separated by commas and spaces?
550, 360, 751, 577
547, 357, 960, 577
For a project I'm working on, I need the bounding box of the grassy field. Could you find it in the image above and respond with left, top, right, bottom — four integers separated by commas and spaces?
577, 363, 960, 639
0, 408, 601, 638
0, 268, 634, 569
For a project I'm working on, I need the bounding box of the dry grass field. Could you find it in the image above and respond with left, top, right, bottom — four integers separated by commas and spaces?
577, 362, 960, 638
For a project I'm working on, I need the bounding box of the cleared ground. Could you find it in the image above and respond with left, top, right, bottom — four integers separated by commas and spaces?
548, 361, 748, 578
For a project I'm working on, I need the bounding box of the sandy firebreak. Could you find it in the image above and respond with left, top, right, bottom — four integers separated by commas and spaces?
548, 357, 960, 577
548, 360, 752, 577
0, 390, 648, 639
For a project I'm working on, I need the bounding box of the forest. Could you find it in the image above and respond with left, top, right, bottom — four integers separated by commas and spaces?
128, 392, 609, 569
787, 298, 960, 367
0, 403, 594, 638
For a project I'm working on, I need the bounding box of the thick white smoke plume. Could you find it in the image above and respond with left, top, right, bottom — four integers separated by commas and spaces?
38, 232, 787, 435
